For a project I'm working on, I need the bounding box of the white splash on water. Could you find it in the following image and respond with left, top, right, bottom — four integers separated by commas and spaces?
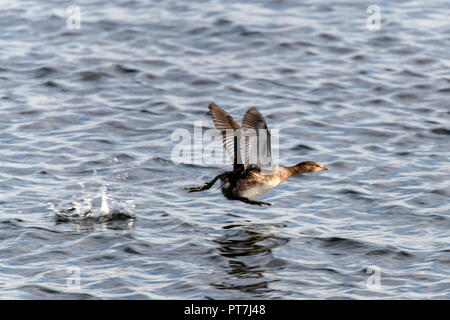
100, 186, 110, 215
49, 185, 136, 221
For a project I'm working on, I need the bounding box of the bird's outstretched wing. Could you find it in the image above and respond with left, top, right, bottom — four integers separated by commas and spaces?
242, 107, 273, 171
208, 102, 244, 171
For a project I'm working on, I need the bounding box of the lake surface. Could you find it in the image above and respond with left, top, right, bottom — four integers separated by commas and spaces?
0, 0, 449, 299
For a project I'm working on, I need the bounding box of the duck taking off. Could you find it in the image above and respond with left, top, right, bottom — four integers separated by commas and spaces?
186, 102, 328, 206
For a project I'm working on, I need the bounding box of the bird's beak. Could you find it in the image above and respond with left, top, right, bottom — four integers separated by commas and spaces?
321, 167, 328, 171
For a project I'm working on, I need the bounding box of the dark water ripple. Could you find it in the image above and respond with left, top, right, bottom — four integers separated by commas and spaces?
0, 0, 449, 299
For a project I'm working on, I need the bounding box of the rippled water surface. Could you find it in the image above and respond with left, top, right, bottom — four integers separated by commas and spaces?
1, 0, 449, 299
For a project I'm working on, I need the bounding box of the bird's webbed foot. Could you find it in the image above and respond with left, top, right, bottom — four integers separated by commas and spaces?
236, 197, 272, 206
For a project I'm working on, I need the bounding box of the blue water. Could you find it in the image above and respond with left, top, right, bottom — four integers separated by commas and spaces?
0, 0, 449, 299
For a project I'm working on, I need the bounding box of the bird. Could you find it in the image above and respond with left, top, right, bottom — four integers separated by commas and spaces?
185, 102, 328, 206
